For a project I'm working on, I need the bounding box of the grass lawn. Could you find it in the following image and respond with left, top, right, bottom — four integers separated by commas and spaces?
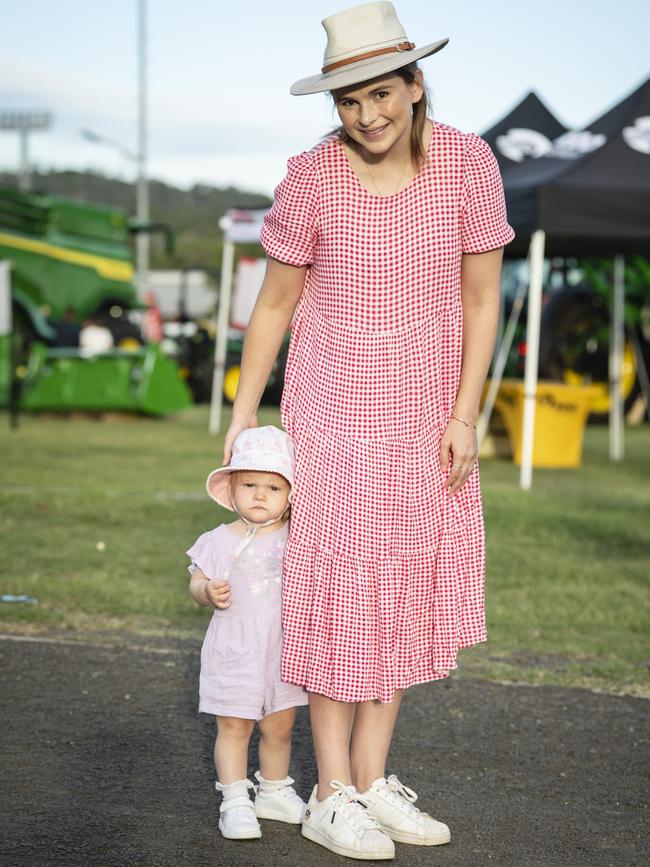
1, 407, 648, 696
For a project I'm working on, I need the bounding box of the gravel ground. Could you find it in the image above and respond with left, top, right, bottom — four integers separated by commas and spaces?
0, 634, 647, 867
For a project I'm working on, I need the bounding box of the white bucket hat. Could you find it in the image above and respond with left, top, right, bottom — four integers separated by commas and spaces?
291, 1, 448, 96
206, 426, 295, 511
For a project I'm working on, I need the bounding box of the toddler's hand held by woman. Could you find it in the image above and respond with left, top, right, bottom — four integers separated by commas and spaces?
206, 579, 232, 609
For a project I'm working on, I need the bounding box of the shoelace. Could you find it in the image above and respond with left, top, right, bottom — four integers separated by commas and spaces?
381, 775, 424, 820
329, 780, 383, 833
273, 783, 303, 804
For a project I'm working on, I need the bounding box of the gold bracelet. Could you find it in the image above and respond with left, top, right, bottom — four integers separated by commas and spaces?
451, 415, 477, 429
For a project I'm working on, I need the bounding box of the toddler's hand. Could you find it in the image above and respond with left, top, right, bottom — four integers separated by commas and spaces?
205, 579, 231, 609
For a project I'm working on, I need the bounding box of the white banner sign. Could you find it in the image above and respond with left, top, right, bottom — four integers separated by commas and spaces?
220, 208, 269, 244
231, 257, 266, 330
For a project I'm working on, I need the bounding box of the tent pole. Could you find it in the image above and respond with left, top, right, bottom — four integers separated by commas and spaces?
520, 230, 545, 490
609, 255, 625, 461
477, 269, 527, 445
209, 237, 235, 436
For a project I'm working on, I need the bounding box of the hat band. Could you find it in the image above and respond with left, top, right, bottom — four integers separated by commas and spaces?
322, 41, 416, 74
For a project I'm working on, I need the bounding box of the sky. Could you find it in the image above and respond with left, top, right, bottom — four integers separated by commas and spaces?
1, 0, 649, 197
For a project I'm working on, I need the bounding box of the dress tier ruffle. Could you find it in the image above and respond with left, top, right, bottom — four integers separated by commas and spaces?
261, 124, 514, 703
279, 304, 486, 703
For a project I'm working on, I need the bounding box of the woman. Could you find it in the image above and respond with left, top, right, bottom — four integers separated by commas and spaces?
224, 1, 514, 859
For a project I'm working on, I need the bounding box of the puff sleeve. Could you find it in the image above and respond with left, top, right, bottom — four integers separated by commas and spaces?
461, 134, 514, 254
261, 152, 320, 266
187, 528, 228, 579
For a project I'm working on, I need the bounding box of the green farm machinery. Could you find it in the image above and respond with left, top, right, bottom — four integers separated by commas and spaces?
0, 185, 192, 415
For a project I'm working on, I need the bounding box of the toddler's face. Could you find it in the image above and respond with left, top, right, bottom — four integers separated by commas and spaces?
228, 470, 290, 525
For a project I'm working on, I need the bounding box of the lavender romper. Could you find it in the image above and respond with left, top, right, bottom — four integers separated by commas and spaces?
187, 522, 308, 720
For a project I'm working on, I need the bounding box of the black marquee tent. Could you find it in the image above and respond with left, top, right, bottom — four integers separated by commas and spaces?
501, 76, 650, 256
479, 77, 650, 486
481, 90, 568, 179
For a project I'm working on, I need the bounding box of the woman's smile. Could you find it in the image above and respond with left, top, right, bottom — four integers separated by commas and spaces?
359, 124, 389, 140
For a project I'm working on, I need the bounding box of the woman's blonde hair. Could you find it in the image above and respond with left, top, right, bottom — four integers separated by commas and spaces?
331, 63, 431, 167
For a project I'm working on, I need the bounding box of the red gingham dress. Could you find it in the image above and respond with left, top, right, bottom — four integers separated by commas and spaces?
261, 123, 514, 703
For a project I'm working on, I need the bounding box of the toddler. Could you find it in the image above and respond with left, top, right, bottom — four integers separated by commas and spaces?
187, 425, 308, 840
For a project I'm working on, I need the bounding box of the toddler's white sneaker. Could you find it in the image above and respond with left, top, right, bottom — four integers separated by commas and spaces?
301, 779, 395, 860
253, 771, 307, 823
215, 778, 262, 840
357, 775, 451, 846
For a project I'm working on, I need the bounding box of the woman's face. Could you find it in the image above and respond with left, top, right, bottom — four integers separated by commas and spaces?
334, 73, 423, 158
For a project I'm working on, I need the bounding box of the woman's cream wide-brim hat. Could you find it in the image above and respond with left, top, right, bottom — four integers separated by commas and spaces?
290, 1, 448, 96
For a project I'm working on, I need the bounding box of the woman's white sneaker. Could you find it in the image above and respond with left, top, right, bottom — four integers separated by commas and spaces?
357, 775, 450, 846
253, 771, 307, 823
301, 780, 395, 860
215, 779, 262, 840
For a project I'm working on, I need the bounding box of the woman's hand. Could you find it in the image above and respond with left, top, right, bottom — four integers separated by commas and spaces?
205, 579, 232, 609
439, 417, 478, 495
223, 412, 258, 464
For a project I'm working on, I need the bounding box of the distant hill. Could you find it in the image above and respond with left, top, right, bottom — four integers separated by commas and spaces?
0, 170, 271, 270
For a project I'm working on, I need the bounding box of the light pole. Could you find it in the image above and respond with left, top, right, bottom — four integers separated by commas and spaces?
135, 0, 149, 296
79, 0, 149, 294
80, 125, 150, 297
80, 128, 137, 163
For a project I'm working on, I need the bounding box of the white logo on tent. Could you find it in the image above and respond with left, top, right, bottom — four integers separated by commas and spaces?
550, 131, 606, 159
622, 116, 650, 154
496, 128, 606, 161
495, 128, 553, 162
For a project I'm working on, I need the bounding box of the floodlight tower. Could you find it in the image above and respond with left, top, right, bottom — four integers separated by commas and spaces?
0, 111, 52, 191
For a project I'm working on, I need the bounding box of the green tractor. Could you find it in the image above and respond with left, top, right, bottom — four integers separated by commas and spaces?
0, 185, 192, 415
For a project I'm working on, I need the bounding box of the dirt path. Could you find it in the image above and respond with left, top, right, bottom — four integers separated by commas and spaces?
0, 634, 646, 866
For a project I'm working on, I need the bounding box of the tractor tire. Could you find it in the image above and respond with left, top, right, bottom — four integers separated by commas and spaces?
539, 287, 642, 423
